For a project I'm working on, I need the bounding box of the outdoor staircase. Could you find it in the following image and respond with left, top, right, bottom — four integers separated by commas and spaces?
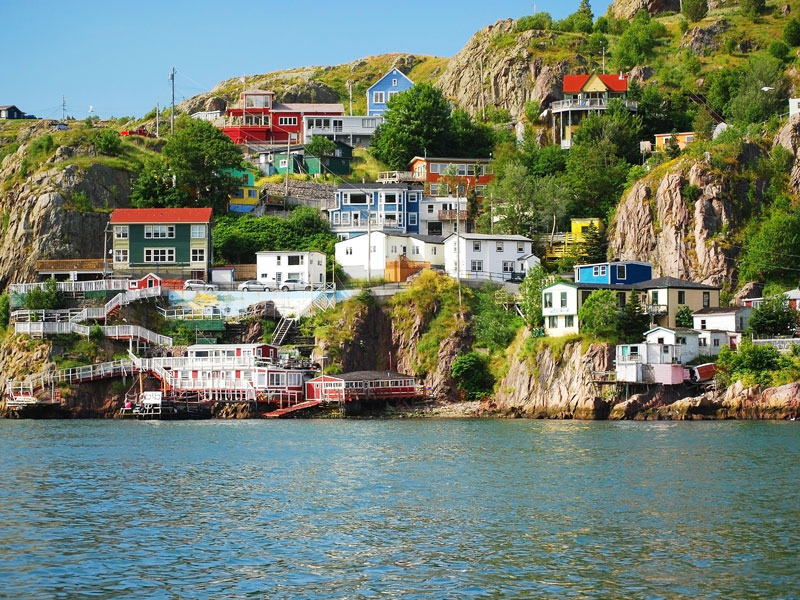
271, 318, 296, 347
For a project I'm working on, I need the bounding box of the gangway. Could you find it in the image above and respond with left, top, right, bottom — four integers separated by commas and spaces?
262, 399, 322, 418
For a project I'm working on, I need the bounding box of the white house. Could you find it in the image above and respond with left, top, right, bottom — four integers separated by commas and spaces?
693, 306, 752, 349
616, 327, 699, 385
542, 282, 581, 336
419, 195, 469, 237
335, 232, 444, 279
443, 233, 537, 283
255, 251, 326, 287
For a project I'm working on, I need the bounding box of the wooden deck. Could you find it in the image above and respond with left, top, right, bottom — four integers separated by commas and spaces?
263, 400, 322, 418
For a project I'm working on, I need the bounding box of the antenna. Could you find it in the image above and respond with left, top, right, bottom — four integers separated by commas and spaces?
61, 95, 66, 121
169, 67, 176, 135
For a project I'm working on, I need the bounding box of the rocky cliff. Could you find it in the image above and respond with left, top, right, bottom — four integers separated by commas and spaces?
0, 126, 132, 286
437, 19, 570, 120
609, 0, 681, 19
609, 159, 752, 286
484, 330, 615, 418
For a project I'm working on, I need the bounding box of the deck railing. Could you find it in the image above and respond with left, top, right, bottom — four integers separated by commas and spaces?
9, 279, 129, 295
551, 99, 639, 111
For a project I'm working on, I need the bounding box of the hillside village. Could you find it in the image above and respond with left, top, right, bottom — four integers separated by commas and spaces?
2, 0, 800, 419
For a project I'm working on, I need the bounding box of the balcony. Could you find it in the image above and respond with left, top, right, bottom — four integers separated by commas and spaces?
438, 210, 468, 221
376, 170, 415, 183
646, 304, 668, 316
551, 99, 639, 112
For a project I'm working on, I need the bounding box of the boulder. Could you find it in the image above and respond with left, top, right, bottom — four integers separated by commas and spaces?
680, 19, 730, 54
629, 65, 654, 84
610, 0, 680, 19
206, 96, 227, 113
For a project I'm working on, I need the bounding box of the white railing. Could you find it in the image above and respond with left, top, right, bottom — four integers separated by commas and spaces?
15, 321, 172, 346
157, 306, 225, 320
6, 359, 134, 400
551, 99, 639, 111
376, 170, 415, 182
9, 279, 130, 295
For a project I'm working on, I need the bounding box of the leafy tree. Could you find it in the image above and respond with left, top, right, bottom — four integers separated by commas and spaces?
571, 100, 642, 164
728, 54, 788, 125
491, 160, 534, 236
613, 11, 664, 70
682, 0, 708, 22
472, 285, 523, 350
620, 292, 650, 342
130, 158, 189, 208
747, 295, 799, 337
784, 18, 800, 46
704, 67, 742, 118
529, 144, 568, 177
565, 137, 629, 220
162, 117, 243, 213
304, 136, 337, 157
518, 264, 549, 329
739, 208, 800, 283
91, 129, 122, 156
768, 41, 790, 62
451, 352, 494, 400
0, 293, 9, 327
581, 222, 607, 263
448, 108, 495, 158
675, 305, 694, 328
578, 289, 621, 338
583, 32, 609, 56
740, 0, 765, 20
515, 12, 553, 31
370, 83, 453, 170
594, 16, 609, 33
24, 279, 62, 310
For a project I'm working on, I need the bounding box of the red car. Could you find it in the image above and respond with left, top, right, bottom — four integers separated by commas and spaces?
120, 128, 156, 138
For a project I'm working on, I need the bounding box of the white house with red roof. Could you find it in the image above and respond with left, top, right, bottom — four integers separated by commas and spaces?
110, 207, 213, 280
550, 73, 638, 149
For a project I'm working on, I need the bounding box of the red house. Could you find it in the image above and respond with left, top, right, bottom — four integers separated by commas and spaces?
222, 89, 344, 146
305, 371, 420, 403
407, 156, 494, 199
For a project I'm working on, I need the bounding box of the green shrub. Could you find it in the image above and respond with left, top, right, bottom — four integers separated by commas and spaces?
515, 12, 552, 31
784, 18, 800, 46
740, 0, 765, 20
0, 293, 9, 327
24, 279, 62, 310
451, 352, 494, 401
768, 40, 790, 61
91, 129, 122, 156
682, 0, 708, 22
89, 324, 104, 343
679, 18, 690, 34
724, 36, 738, 54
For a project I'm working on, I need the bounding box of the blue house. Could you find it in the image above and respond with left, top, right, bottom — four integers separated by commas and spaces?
367, 69, 414, 116
574, 261, 652, 285
328, 183, 422, 240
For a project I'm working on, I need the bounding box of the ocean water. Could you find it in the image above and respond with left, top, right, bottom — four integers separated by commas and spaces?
0, 419, 797, 599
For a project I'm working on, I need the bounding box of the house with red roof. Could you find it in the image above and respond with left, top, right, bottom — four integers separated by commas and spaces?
110, 207, 213, 280
550, 73, 638, 149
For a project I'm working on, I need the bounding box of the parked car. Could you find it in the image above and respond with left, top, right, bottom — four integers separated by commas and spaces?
238, 280, 272, 292
278, 279, 312, 292
184, 279, 218, 291
507, 273, 526, 284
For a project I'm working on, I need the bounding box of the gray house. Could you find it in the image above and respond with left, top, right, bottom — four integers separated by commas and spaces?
0, 105, 25, 119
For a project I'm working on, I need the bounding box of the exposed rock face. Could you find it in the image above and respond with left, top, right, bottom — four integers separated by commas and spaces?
609, 160, 741, 286
277, 81, 339, 104
391, 54, 421, 74
260, 180, 334, 207
0, 156, 131, 287
487, 330, 615, 419
773, 114, 800, 195
206, 97, 227, 113
610, 0, 680, 19
629, 65, 654, 84
680, 19, 730, 54
437, 19, 569, 119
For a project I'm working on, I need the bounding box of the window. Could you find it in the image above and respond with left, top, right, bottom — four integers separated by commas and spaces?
382, 193, 397, 204
502, 261, 514, 272
616, 265, 626, 280
191, 248, 205, 263
248, 190, 257, 198
345, 193, 368, 205
657, 337, 665, 344
496, 242, 504, 252
593, 265, 607, 277
269, 372, 286, 387
470, 260, 483, 271
617, 292, 626, 308
392, 78, 398, 86
703, 292, 710, 308
391, 245, 397, 253
191, 225, 206, 239
429, 184, 439, 196
278, 116, 297, 126
345, 247, 352, 256
408, 193, 417, 203
340, 212, 351, 225
144, 225, 175, 239
362, 118, 377, 128
279, 159, 288, 168
231, 189, 244, 199
113, 249, 128, 263
713, 338, 720, 347
651, 291, 659, 305
678, 290, 686, 304
565, 315, 574, 328
473, 241, 481, 252
412, 246, 420, 255
544, 292, 553, 308
517, 242, 524, 253
332, 213, 341, 225
700, 338, 708, 347
700, 319, 707, 330
677, 337, 686, 345
388, 91, 399, 101
287, 255, 304, 266
409, 214, 417, 225
427, 205, 434, 214
548, 315, 558, 328
144, 248, 175, 263
560, 291, 567, 308
276, 256, 281, 265
373, 91, 385, 104
114, 225, 128, 239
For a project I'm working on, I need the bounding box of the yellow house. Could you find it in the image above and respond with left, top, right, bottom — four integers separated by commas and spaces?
654, 131, 696, 152
541, 217, 605, 261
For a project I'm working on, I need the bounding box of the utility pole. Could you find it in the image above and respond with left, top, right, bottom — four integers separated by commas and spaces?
601, 46, 606, 74
169, 67, 176, 135
61, 95, 66, 121
455, 186, 462, 310
347, 81, 353, 116
156, 102, 160, 138
367, 190, 372, 284
284, 133, 290, 212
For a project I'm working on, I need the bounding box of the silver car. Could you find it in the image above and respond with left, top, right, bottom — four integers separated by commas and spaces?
278, 279, 312, 291
238, 280, 272, 292
183, 279, 218, 291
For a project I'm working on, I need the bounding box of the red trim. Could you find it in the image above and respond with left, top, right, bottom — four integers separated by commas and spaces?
110, 208, 212, 224
562, 73, 628, 93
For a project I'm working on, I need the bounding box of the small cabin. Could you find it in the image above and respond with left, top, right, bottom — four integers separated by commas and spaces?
186, 343, 278, 362
305, 371, 419, 402
128, 273, 163, 290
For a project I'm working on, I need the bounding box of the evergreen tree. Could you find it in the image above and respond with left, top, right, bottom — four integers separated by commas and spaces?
784, 18, 800, 46
682, 0, 708, 22
620, 292, 651, 343
581, 222, 607, 263
518, 265, 549, 329
740, 0, 765, 20
578, 289, 622, 338
665, 129, 682, 159
747, 296, 799, 337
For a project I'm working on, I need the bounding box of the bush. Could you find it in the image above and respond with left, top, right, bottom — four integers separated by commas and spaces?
24, 279, 62, 310
768, 40, 790, 61
724, 36, 738, 54
0, 293, 9, 327
682, 0, 708, 22
784, 18, 800, 46
740, 0, 765, 20
679, 18, 690, 34
89, 324, 104, 343
451, 352, 494, 401
515, 12, 552, 31
91, 128, 123, 156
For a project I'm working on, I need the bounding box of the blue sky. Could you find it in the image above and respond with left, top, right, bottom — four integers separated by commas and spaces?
0, 0, 614, 120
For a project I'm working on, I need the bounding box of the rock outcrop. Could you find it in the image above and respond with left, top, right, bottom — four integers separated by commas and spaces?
486, 331, 615, 419
610, 0, 680, 19
680, 19, 730, 54
773, 113, 800, 195
609, 160, 743, 286
437, 19, 569, 119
